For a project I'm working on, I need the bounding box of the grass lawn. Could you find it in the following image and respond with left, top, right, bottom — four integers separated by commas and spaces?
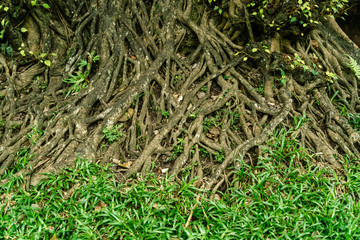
1, 128, 360, 239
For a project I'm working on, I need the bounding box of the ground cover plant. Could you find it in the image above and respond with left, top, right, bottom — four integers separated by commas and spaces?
1, 127, 360, 239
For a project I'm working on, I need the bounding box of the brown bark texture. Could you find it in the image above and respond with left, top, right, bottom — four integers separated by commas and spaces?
0, 0, 359, 191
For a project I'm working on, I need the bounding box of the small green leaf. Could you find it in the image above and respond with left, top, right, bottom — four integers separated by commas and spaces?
31, 0, 37, 6
4, 6, 9, 12
243, 57, 248, 61
44, 60, 51, 66
20, 50, 26, 56
265, 49, 271, 54
42, 3, 50, 9
252, 48, 258, 53
40, 53, 47, 58
290, 17, 297, 23
21, 27, 28, 33
280, 69, 285, 75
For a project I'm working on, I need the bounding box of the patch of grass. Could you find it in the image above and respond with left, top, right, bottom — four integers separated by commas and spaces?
227, 157, 360, 239
227, 109, 240, 131
10, 147, 32, 174
27, 124, 44, 144
62, 52, 99, 98
214, 149, 225, 163
263, 126, 310, 164
171, 137, 184, 160
1, 146, 360, 239
347, 113, 360, 132
199, 147, 210, 158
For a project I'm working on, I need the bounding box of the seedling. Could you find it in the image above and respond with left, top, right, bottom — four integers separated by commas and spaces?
27, 124, 44, 144
161, 110, 170, 118
214, 149, 225, 163
102, 124, 123, 143
62, 52, 99, 98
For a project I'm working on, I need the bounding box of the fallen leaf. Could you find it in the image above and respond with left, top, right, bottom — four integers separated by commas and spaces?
214, 194, 221, 200
197, 92, 205, 99
119, 108, 134, 122
95, 201, 107, 212
31, 204, 42, 211
113, 159, 133, 169
50, 234, 58, 240
206, 127, 220, 141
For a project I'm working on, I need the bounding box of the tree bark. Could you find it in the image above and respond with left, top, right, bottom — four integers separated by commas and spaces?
0, 0, 359, 191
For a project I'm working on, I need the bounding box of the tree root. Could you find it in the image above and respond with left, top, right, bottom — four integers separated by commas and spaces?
0, 0, 359, 193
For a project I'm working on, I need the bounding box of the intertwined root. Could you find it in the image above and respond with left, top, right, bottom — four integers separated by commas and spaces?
0, 0, 359, 191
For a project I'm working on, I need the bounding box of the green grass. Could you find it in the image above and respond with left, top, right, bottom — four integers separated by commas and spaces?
1, 130, 360, 239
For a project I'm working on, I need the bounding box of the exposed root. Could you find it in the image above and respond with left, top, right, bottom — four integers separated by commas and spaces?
0, 0, 359, 193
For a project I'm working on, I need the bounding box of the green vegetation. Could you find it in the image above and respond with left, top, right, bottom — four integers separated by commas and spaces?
18, 43, 54, 66
0, 43, 12, 57
347, 55, 360, 80
102, 124, 123, 143
247, 0, 348, 33
214, 149, 225, 163
13, 148, 31, 173
161, 110, 170, 118
62, 52, 99, 98
30, 0, 51, 9
171, 137, 184, 160
207, 0, 223, 14
1, 0, 360, 239
3, 147, 32, 175
1, 147, 360, 239
27, 124, 44, 145
0, 5, 9, 40
202, 114, 221, 133
263, 126, 310, 164
254, 83, 264, 95
347, 113, 360, 132
199, 147, 210, 158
